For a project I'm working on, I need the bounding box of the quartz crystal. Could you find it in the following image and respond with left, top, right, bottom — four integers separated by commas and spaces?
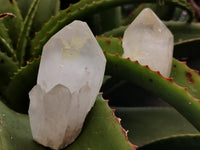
28, 20, 106, 150
122, 8, 174, 77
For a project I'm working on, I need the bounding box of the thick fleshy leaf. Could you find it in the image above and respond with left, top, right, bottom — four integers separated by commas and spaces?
116, 107, 198, 146
103, 21, 200, 44
0, 52, 18, 93
16, 0, 60, 36
30, 0, 194, 58
5, 59, 39, 113
0, 96, 135, 150
137, 134, 200, 150
170, 59, 200, 99
16, 0, 41, 66
0, 0, 22, 48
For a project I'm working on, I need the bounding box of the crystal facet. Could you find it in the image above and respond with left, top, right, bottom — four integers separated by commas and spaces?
122, 8, 174, 77
28, 20, 106, 150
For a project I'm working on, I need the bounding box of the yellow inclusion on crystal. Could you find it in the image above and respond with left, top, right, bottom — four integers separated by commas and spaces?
61, 34, 92, 60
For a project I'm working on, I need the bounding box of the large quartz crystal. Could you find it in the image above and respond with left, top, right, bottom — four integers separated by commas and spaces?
122, 8, 174, 77
28, 20, 106, 150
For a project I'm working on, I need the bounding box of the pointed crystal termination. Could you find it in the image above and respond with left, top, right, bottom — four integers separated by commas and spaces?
122, 8, 174, 77
28, 20, 106, 150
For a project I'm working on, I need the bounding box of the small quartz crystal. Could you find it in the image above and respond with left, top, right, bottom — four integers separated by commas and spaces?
122, 8, 174, 77
28, 20, 106, 150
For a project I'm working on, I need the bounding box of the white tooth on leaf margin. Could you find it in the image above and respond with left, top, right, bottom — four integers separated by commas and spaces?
122, 8, 174, 77
28, 20, 106, 150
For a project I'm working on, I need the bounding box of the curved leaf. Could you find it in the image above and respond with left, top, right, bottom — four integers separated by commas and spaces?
137, 134, 200, 150
16, 0, 40, 66
103, 22, 200, 43
0, 0, 23, 48
0, 52, 18, 94
0, 96, 135, 150
116, 107, 198, 146
171, 59, 200, 99
16, 0, 60, 36
97, 36, 123, 55
5, 59, 39, 113
30, 0, 194, 58
105, 52, 200, 131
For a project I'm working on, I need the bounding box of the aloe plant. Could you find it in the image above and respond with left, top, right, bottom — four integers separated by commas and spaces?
1, 0, 200, 149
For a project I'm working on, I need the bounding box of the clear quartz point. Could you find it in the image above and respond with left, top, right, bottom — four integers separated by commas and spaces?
122, 8, 174, 77
28, 20, 106, 150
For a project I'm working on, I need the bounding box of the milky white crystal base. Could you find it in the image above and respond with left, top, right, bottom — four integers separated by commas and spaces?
28, 20, 106, 150
122, 8, 174, 77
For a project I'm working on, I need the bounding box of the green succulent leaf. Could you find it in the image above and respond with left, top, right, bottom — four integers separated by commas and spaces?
16, 0, 41, 66
5, 36, 200, 131
0, 0, 23, 48
0, 37, 16, 61
137, 134, 200, 150
167, 21, 200, 43
0, 14, 12, 45
16, 0, 60, 36
0, 52, 18, 94
0, 95, 135, 150
97, 36, 123, 55
116, 107, 198, 146
170, 59, 200, 99
103, 21, 200, 44
0, 14, 15, 59
4, 58, 39, 113
105, 52, 200, 131
30, 0, 194, 59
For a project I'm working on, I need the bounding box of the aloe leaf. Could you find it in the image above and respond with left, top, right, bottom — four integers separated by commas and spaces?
102, 23, 200, 61
97, 36, 123, 55
4, 59, 39, 113
0, 36, 16, 61
30, 0, 194, 58
170, 59, 200, 99
97, 37, 200, 130
4, 36, 124, 112
0, 0, 23, 48
105, 52, 200, 131
86, 7, 121, 35
103, 22, 200, 44
116, 107, 198, 146
166, 21, 200, 43
16, 0, 60, 36
102, 26, 127, 37
6, 37, 200, 131
0, 95, 135, 150
0, 13, 12, 45
0, 52, 18, 94
137, 134, 200, 150
16, 0, 40, 66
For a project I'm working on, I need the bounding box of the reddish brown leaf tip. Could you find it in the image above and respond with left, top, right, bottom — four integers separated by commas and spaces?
0, 13, 15, 18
